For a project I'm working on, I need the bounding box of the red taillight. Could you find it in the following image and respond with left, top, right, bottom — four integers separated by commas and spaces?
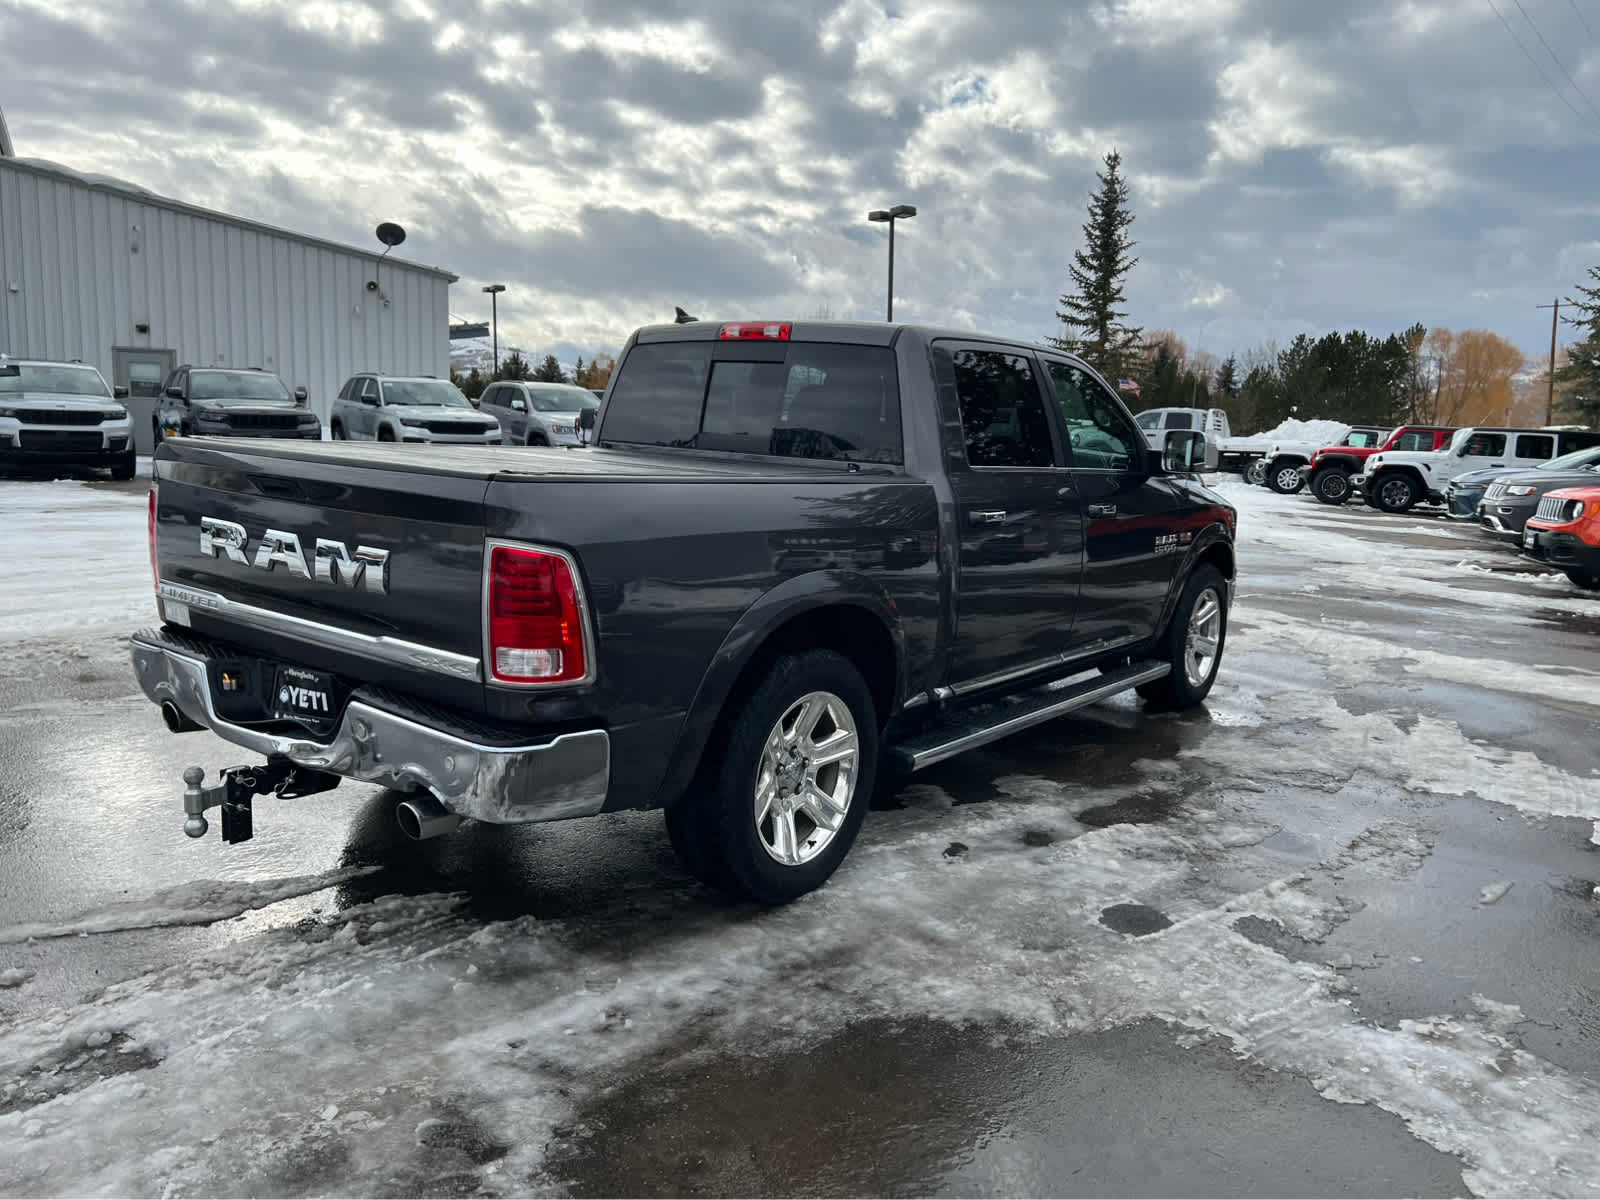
487, 544, 587, 685
147, 485, 159, 595
718, 322, 791, 341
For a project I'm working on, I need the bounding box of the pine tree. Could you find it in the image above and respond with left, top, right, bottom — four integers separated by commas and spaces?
533, 354, 567, 383
1556, 267, 1600, 425
496, 351, 531, 382
1050, 149, 1142, 380
1214, 355, 1240, 400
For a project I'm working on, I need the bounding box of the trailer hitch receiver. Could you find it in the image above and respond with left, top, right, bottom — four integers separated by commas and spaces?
181, 756, 340, 844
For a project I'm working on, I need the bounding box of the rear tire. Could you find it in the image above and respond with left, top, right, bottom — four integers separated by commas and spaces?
1136, 565, 1228, 710
1244, 458, 1267, 486
1566, 569, 1600, 591
1370, 470, 1419, 513
666, 649, 877, 904
1310, 467, 1350, 505
1268, 459, 1305, 494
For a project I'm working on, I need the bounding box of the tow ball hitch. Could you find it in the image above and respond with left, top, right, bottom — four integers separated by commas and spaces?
181, 756, 340, 844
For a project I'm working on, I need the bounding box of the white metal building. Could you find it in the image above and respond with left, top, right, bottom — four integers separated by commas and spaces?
0, 151, 456, 451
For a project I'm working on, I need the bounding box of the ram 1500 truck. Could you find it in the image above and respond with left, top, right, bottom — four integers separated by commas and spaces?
131, 320, 1237, 903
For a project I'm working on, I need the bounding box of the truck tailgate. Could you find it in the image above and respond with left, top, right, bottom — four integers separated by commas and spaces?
150, 440, 494, 702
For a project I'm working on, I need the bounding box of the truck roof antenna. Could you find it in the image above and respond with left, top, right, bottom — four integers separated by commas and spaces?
674, 306, 697, 324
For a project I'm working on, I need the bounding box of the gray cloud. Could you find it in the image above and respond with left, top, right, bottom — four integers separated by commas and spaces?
5, 0, 1600, 360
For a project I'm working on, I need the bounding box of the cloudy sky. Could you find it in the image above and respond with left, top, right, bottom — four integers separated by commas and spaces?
6, 0, 1600, 367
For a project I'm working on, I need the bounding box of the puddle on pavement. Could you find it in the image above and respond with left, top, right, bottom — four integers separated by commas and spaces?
1076, 789, 1181, 828
544, 1018, 1464, 1198
1318, 793, 1600, 1080
1099, 902, 1173, 936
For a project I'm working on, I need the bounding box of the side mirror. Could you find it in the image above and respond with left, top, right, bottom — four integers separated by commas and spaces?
113, 385, 129, 399
469, 396, 481, 408
294, 386, 308, 403
1162, 429, 1206, 474
165, 385, 184, 400
510, 398, 527, 413
578, 406, 596, 445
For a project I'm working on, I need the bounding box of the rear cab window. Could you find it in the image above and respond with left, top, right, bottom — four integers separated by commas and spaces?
601, 341, 903, 464
1515, 433, 1555, 461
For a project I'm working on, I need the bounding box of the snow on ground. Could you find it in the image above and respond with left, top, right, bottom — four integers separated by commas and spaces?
1, 476, 1598, 1195
1, 481, 153, 641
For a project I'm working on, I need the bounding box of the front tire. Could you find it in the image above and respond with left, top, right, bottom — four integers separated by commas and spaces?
526, 432, 548, 447
1566, 568, 1600, 591
1310, 467, 1350, 505
110, 448, 136, 480
1137, 565, 1228, 710
1370, 470, 1419, 513
1268, 459, 1305, 494
330, 420, 346, 440
378, 427, 396, 442
666, 650, 877, 904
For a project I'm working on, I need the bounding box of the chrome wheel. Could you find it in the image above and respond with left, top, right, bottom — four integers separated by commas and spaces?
1184, 587, 1223, 688
1245, 459, 1267, 485
1273, 466, 1302, 492
754, 690, 860, 867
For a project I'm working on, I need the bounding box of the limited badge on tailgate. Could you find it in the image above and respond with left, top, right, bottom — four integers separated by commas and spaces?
275, 665, 336, 724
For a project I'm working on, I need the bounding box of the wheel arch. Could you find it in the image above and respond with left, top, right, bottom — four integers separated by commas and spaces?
652, 576, 905, 811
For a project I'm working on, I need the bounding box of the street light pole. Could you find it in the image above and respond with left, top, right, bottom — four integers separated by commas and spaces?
482, 284, 506, 373
867, 204, 916, 321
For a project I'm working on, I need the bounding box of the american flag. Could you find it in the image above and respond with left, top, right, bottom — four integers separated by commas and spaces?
1117, 378, 1141, 395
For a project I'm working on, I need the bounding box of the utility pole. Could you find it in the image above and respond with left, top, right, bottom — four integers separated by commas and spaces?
1537, 298, 1560, 425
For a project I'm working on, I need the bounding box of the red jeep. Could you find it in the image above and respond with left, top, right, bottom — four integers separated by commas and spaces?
1302, 425, 1455, 505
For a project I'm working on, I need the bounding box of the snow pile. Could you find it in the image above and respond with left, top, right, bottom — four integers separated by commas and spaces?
1230, 418, 1352, 449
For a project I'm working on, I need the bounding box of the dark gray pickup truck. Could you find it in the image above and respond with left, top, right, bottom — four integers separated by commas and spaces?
132, 320, 1237, 903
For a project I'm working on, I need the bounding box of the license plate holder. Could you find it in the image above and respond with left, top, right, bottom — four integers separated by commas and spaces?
273, 665, 338, 726
1523, 528, 1536, 549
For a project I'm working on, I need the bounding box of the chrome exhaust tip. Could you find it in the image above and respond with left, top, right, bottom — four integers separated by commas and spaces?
161, 700, 203, 733
396, 794, 462, 840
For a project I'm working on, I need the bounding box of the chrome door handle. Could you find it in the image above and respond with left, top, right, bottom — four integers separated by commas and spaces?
969, 510, 1008, 525
1087, 503, 1117, 516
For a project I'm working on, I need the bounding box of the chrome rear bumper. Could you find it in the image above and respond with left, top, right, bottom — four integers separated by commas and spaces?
129, 628, 609, 824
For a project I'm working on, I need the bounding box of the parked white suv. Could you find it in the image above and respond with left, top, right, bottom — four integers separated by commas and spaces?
0, 357, 136, 479
1355, 426, 1600, 513
329, 374, 501, 444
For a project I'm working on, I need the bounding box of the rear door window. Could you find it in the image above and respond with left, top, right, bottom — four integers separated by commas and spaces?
1462, 433, 1506, 458
937, 348, 1056, 468
1514, 433, 1554, 461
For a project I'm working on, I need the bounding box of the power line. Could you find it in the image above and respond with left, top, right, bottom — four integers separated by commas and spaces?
1571, 0, 1594, 37
1512, 0, 1600, 125
1485, 0, 1600, 134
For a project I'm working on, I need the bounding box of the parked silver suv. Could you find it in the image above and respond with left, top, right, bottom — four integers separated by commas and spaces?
477, 380, 600, 446
329, 374, 501, 444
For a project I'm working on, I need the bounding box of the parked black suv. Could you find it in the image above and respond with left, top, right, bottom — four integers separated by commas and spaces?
154, 367, 321, 443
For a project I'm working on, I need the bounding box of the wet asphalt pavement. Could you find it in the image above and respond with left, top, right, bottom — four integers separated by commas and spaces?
0, 472, 1598, 1197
